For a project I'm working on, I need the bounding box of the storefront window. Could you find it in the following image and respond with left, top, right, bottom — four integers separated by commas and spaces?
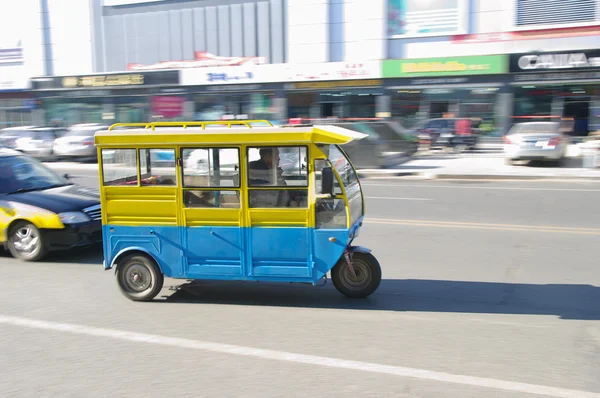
391, 87, 500, 131
193, 92, 277, 121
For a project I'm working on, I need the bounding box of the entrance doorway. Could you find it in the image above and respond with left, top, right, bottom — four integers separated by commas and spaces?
563, 97, 590, 136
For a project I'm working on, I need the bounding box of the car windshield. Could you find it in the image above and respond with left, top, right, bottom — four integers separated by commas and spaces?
0, 155, 71, 195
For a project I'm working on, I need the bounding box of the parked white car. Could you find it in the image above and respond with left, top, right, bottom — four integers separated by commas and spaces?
504, 122, 568, 166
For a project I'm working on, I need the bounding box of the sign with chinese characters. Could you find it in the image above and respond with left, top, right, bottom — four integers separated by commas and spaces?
151, 96, 184, 118
509, 50, 600, 73
383, 55, 507, 78
387, 0, 467, 38
128, 51, 266, 70
285, 61, 382, 81
0, 47, 24, 64
61, 74, 145, 88
181, 65, 286, 86
31, 70, 180, 90
287, 79, 383, 90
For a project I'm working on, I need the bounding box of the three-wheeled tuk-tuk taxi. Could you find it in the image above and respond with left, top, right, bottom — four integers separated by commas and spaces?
94, 120, 382, 301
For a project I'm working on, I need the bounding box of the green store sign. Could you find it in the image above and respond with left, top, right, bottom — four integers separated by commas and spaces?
382, 55, 508, 78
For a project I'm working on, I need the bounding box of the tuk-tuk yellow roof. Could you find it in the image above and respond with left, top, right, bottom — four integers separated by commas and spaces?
94, 121, 368, 146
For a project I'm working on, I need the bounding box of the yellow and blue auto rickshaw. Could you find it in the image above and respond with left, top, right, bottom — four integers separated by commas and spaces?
94, 120, 381, 301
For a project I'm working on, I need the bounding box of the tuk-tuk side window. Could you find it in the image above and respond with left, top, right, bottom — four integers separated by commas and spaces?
182, 148, 240, 188
101, 149, 138, 186
247, 146, 309, 208
139, 148, 177, 186
181, 147, 241, 209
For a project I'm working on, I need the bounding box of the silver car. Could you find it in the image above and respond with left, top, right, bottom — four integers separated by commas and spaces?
504, 122, 568, 166
53, 123, 109, 161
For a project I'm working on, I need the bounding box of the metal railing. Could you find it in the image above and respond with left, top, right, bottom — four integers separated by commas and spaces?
107, 120, 273, 131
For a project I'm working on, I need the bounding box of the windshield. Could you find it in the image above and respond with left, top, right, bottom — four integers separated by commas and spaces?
0, 155, 71, 194
318, 144, 363, 224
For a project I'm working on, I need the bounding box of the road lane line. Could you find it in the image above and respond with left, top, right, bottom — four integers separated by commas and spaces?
366, 218, 600, 235
361, 183, 600, 192
0, 314, 597, 398
365, 196, 433, 201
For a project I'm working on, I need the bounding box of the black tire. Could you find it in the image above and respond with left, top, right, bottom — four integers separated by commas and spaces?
7, 221, 48, 262
331, 252, 382, 299
116, 254, 164, 302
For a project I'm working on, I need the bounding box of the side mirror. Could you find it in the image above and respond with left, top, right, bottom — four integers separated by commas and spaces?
63, 173, 71, 180
321, 167, 334, 196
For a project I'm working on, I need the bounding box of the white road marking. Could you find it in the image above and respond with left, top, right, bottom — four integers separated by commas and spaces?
1, 314, 598, 398
361, 183, 600, 193
365, 196, 433, 201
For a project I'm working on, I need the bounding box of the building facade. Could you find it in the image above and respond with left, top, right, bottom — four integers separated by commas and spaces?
3, 0, 600, 135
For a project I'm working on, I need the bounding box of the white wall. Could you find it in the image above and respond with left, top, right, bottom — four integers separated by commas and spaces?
473, 0, 514, 33
48, 0, 94, 75
0, 0, 45, 79
343, 0, 385, 61
287, 0, 328, 64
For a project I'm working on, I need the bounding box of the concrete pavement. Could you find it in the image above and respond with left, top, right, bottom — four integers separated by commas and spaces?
1, 180, 599, 397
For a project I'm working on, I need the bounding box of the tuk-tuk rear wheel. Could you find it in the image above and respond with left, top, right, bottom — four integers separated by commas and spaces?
116, 254, 164, 302
331, 252, 381, 299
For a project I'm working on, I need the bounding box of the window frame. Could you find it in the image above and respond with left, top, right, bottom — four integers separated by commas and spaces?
138, 148, 178, 187
181, 146, 241, 189
100, 147, 140, 187
180, 146, 242, 210
245, 144, 310, 209
245, 145, 309, 189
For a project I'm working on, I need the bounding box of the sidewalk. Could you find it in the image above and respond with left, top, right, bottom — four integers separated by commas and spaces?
357, 144, 600, 181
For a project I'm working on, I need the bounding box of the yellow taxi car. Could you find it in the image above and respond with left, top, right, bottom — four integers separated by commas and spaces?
0, 148, 102, 261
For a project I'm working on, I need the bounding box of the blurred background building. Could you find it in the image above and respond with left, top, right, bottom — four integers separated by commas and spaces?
1, 0, 599, 136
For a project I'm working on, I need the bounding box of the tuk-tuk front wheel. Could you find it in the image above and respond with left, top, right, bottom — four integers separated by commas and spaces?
116, 254, 164, 302
331, 252, 381, 299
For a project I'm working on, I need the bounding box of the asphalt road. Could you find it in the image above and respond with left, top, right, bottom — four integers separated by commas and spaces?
1, 166, 599, 398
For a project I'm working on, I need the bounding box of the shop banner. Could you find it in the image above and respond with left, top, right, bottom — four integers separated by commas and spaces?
453, 26, 600, 44
383, 55, 507, 78
31, 70, 180, 90
128, 52, 266, 71
285, 61, 382, 81
181, 64, 286, 86
151, 96, 184, 118
0, 64, 29, 91
387, 0, 467, 38
509, 50, 600, 73
0, 47, 24, 64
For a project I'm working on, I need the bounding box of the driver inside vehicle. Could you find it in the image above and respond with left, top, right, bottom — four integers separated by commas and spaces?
248, 147, 306, 208
248, 148, 286, 186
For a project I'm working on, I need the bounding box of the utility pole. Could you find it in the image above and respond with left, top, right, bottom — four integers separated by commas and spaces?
40, 0, 54, 75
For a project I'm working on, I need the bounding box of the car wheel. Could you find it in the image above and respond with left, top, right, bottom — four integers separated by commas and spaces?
7, 221, 48, 262
331, 252, 382, 299
116, 254, 164, 302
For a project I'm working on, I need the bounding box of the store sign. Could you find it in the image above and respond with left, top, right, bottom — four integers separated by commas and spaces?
383, 55, 507, 78
128, 51, 266, 70
31, 70, 180, 90
0, 47, 24, 64
181, 65, 286, 86
0, 65, 29, 91
510, 50, 600, 73
288, 79, 383, 90
513, 71, 600, 83
285, 61, 381, 82
151, 96, 184, 118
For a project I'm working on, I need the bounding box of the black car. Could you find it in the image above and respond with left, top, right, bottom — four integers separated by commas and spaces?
0, 148, 102, 261
327, 121, 420, 169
